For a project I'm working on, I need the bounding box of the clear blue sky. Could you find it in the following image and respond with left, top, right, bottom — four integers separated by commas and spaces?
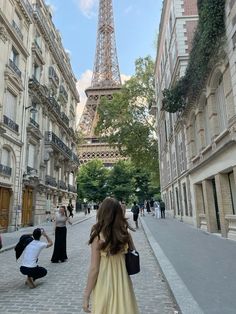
46, 0, 162, 79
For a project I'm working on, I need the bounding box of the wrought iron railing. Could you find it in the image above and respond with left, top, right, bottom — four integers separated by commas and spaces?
58, 180, 67, 190
27, 166, 38, 175
45, 131, 72, 158
0, 164, 12, 176
61, 112, 69, 126
9, 59, 21, 77
59, 85, 68, 102
20, 0, 33, 18
48, 96, 61, 115
3, 115, 19, 133
30, 117, 39, 128
49, 66, 59, 85
68, 184, 77, 193
72, 152, 80, 165
12, 20, 23, 40
45, 175, 57, 187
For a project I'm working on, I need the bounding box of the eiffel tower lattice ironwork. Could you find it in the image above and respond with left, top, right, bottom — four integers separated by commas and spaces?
79, 0, 124, 166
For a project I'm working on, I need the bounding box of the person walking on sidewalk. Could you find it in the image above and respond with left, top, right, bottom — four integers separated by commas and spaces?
83, 197, 139, 314
131, 201, 140, 229
67, 202, 74, 218
150, 199, 155, 216
160, 200, 166, 219
20, 228, 53, 288
51, 205, 72, 263
154, 200, 160, 219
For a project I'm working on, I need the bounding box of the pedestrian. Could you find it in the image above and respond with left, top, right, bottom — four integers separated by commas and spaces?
20, 228, 53, 288
150, 199, 155, 216
139, 201, 145, 216
160, 200, 166, 219
84, 202, 88, 215
51, 205, 72, 263
146, 200, 151, 214
67, 202, 74, 218
83, 197, 139, 314
120, 200, 126, 216
131, 201, 140, 229
154, 200, 160, 219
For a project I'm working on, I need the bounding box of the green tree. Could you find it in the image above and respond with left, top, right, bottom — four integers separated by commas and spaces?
77, 159, 109, 203
95, 56, 159, 178
108, 160, 134, 202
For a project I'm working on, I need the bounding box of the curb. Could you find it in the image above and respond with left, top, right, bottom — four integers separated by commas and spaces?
0, 214, 95, 254
140, 217, 204, 314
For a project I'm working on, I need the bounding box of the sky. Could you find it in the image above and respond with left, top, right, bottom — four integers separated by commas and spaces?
45, 0, 163, 118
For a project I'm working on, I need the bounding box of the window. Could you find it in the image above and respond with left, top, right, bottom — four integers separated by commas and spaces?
14, 11, 21, 28
194, 115, 199, 154
35, 30, 42, 48
169, 13, 173, 34
175, 187, 180, 215
1, 148, 11, 167
203, 101, 211, 146
33, 63, 40, 81
5, 90, 17, 121
228, 172, 236, 215
178, 133, 185, 172
215, 76, 227, 133
183, 183, 188, 216
30, 103, 38, 122
10, 47, 19, 66
28, 143, 36, 168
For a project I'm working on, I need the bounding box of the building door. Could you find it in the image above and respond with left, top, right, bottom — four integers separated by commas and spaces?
212, 179, 221, 231
0, 187, 11, 231
22, 188, 33, 226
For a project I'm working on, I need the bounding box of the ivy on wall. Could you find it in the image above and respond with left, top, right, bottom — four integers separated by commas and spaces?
162, 0, 226, 113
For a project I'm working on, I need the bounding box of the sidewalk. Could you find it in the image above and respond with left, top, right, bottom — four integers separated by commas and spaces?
141, 215, 236, 314
0, 211, 95, 253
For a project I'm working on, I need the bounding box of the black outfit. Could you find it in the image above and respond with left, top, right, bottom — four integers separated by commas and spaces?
131, 205, 139, 221
67, 205, 74, 218
160, 201, 166, 219
20, 266, 47, 280
51, 226, 68, 263
146, 201, 151, 213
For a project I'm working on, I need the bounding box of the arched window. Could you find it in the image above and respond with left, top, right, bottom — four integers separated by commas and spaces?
203, 101, 211, 146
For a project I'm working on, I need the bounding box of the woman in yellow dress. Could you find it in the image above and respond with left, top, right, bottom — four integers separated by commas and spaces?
83, 197, 140, 314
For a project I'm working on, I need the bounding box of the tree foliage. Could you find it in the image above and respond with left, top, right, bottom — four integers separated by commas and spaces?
162, 0, 226, 112
77, 159, 159, 203
95, 56, 159, 176
77, 160, 109, 203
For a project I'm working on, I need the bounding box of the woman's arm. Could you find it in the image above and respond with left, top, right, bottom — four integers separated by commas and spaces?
83, 238, 101, 313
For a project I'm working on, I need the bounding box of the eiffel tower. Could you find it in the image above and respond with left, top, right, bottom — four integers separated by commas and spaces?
78, 0, 124, 166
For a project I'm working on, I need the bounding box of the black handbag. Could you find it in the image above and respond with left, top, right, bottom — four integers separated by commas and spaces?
125, 249, 140, 275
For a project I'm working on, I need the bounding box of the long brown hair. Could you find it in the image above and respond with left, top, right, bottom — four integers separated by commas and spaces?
89, 197, 131, 255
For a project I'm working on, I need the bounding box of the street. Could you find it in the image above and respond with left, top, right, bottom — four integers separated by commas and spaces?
0, 214, 178, 314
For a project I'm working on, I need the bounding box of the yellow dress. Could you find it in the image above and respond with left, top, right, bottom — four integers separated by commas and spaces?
92, 244, 140, 314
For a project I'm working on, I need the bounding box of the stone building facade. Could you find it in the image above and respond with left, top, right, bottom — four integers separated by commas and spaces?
0, 0, 80, 232
155, 0, 236, 240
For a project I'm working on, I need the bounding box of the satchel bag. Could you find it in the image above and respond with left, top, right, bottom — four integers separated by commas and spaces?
125, 249, 140, 275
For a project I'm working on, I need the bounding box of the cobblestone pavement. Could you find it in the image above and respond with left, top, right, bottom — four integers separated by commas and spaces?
0, 214, 179, 314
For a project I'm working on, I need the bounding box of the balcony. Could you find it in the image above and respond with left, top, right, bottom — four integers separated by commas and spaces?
9, 59, 21, 77
45, 175, 57, 188
49, 66, 59, 86
30, 117, 39, 129
58, 180, 67, 191
27, 166, 38, 176
48, 96, 61, 116
61, 112, 69, 127
72, 152, 80, 165
59, 85, 68, 103
12, 20, 23, 40
68, 184, 77, 193
3, 115, 19, 133
0, 164, 12, 176
45, 131, 72, 159
19, 0, 33, 20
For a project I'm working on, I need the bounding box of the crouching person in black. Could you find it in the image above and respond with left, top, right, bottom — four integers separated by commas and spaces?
20, 228, 53, 288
